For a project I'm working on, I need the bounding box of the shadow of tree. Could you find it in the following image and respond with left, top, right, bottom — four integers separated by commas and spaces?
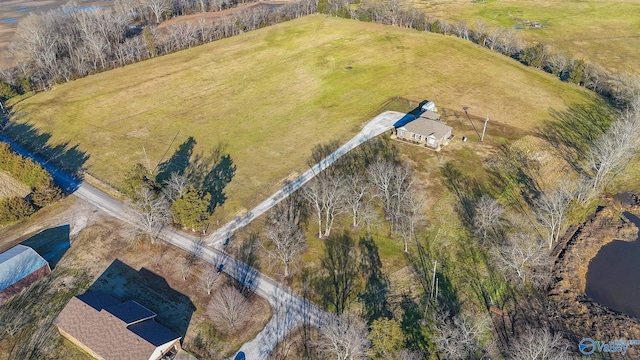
3, 122, 89, 177
204, 152, 235, 212
486, 145, 542, 211
185, 143, 236, 213
1, 121, 88, 192
21, 225, 70, 269
536, 101, 613, 172
228, 233, 260, 295
155, 137, 196, 185
358, 235, 391, 324
441, 162, 484, 229
399, 293, 429, 353
87, 259, 195, 338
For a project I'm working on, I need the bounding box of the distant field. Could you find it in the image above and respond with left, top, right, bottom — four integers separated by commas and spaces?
9, 15, 592, 222
416, 0, 640, 75
0, 170, 30, 200
0, 0, 111, 68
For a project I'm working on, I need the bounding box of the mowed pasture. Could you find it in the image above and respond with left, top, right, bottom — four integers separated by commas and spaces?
417, 0, 640, 75
9, 15, 593, 221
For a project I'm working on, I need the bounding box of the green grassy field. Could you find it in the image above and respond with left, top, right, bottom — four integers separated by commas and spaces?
9, 15, 593, 222
417, 0, 640, 75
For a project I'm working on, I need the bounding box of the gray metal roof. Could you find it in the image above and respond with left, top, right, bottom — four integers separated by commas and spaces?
0, 244, 48, 291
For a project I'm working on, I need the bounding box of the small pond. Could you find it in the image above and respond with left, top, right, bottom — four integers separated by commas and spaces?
585, 211, 640, 319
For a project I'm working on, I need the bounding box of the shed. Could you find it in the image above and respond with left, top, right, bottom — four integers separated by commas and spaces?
0, 244, 51, 302
421, 101, 437, 112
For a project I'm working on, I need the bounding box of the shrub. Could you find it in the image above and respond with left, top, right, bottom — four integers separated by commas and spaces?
0, 197, 35, 223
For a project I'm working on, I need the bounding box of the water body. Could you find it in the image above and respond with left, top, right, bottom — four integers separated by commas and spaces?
585, 212, 640, 319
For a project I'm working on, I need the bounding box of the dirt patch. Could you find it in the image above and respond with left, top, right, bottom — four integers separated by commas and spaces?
0, 196, 271, 359
549, 197, 640, 356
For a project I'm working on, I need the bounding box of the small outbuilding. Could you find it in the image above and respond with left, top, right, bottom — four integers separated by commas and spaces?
395, 111, 453, 150
55, 291, 182, 360
0, 244, 51, 302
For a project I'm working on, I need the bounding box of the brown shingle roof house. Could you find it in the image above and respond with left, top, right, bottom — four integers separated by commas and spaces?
55, 291, 181, 360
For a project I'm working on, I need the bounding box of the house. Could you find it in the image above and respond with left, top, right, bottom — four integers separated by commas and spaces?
0, 244, 51, 302
55, 291, 182, 360
395, 111, 453, 150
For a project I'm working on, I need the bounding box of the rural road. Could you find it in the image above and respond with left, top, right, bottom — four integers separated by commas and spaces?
205, 111, 407, 248
0, 110, 409, 360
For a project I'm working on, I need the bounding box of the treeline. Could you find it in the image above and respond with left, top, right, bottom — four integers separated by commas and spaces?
1, 0, 637, 109
0, 0, 316, 95
0, 143, 62, 224
317, 0, 639, 108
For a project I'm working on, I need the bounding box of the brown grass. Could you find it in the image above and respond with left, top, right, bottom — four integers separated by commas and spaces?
0, 197, 270, 360
0, 170, 30, 200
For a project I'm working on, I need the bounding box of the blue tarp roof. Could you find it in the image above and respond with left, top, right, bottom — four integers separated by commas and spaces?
0, 245, 49, 291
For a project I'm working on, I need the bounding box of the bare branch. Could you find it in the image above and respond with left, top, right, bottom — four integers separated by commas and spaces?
209, 285, 250, 334
316, 313, 370, 360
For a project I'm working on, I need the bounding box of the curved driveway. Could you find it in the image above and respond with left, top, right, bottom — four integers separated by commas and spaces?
0, 110, 407, 360
205, 111, 406, 248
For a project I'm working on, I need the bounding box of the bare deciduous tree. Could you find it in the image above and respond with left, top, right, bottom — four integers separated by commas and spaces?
179, 256, 193, 281
162, 172, 189, 202
535, 187, 571, 250
200, 264, 220, 295
587, 100, 640, 193
397, 191, 426, 252
491, 232, 550, 287
302, 174, 345, 238
341, 173, 370, 228
209, 285, 249, 334
508, 327, 571, 360
367, 160, 395, 209
144, 0, 172, 23
473, 195, 504, 242
130, 186, 170, 244
434, 313, 490, 360
316, 313, 370, 360
261, 201, 307, 278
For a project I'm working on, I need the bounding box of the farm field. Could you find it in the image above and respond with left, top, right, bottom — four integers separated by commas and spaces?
417, 0, 640, 75
8, 15, 593, 224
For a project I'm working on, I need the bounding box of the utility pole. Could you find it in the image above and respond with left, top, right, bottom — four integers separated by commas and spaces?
481, 115, 489, 142
142, 145, 152, 174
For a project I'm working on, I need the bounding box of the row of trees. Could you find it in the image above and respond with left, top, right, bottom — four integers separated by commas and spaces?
318, 0, 639, 109
0, 143, 62, 224
0, 0, 317, 92
2, 0, 637, 109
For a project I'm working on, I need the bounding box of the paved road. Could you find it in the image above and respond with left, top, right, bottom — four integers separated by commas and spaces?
206, 111, 407, 248
0, 110, 409, 360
